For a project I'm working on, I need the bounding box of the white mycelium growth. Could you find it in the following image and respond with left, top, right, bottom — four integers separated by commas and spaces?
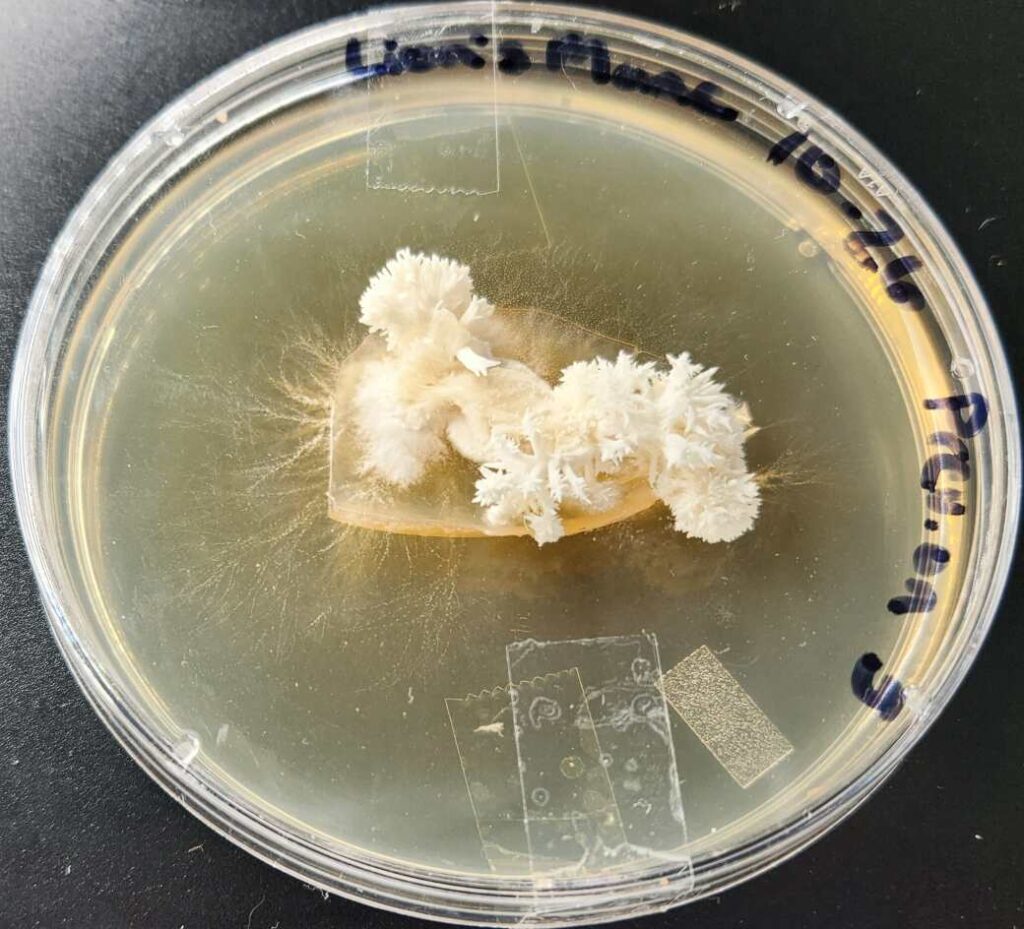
350, 249, 760, 545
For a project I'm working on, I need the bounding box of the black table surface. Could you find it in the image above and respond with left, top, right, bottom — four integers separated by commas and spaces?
2, 1, 1021, 927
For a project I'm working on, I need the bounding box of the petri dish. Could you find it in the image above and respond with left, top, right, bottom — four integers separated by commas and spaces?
9, 3, 1019, 925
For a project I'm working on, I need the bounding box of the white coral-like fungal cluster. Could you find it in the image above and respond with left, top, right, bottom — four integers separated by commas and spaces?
350, 249, 760, 545
351, 249, 504, 487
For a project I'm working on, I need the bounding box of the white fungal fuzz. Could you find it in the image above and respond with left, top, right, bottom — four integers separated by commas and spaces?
349, 249, 761, 545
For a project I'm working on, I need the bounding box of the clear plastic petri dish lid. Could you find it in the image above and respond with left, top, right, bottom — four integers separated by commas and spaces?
9, 2, 1020, 926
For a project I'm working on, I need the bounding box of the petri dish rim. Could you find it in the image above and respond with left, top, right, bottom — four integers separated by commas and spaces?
8, 3, 1020, 925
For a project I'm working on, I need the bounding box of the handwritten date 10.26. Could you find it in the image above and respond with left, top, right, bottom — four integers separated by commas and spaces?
767, 131, 926, 311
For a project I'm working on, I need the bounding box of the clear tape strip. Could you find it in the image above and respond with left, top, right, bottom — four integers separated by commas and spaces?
445, 686, 530, 873
447, 633, 696, 885
660, 645, 793, 788
506, 635, 690, 859
509, 668, 627, 874
364, 3, 500, 195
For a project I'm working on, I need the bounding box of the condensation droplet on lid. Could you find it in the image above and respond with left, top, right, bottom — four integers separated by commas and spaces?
950, 357, 975, 380
901, 686, 925, 714
172, 731, 201, 768
776, 95, 807, 120
155, 127, 186, 148
798, 239, 819, 258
